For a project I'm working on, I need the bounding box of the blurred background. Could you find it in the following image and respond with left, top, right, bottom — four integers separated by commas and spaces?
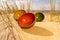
0, 0, 60, 22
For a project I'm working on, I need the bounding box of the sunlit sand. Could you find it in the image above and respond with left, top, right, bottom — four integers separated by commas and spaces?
0, 13, 60, 40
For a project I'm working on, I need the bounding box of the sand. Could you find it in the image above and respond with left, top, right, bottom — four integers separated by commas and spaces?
0, 13, 60, 40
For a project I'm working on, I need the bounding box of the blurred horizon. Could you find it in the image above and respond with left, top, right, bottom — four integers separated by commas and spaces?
0, 0, 60, 10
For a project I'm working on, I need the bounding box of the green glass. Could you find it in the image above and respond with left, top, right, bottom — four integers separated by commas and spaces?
35, 12, 44, 22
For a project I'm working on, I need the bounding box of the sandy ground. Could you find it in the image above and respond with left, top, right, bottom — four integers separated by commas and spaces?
0, 13, 60, 40
22, 22, 60, 40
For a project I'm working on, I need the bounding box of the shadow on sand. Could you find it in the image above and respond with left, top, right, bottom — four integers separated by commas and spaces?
22, 26, 53, 36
